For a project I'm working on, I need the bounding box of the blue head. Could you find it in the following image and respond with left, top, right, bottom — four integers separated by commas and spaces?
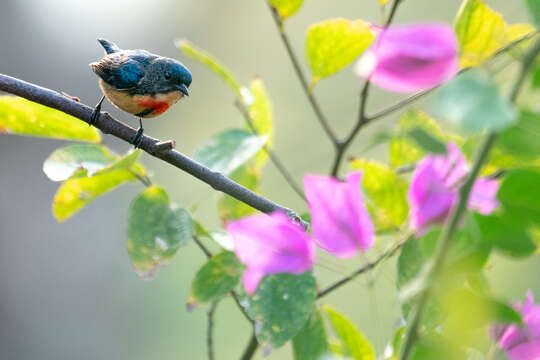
161, 59, 192, 96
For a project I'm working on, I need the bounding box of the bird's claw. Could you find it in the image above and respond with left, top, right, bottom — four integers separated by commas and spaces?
131, 127, 144, 149
89, 95, 105, 127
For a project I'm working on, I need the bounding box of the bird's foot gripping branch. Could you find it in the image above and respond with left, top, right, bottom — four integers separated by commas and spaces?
1, 0, 540, 359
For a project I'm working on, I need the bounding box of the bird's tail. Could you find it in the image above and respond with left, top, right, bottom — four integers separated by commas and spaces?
97, 39, 121, 54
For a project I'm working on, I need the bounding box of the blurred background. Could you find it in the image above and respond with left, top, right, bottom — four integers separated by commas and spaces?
0, 0, 537, 359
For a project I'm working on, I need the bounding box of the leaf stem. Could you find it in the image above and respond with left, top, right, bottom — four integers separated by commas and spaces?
398, 37, 540, 360
267, 3, 340, 147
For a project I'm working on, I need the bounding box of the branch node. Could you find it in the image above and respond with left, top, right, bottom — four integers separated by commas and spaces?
154, 140, 176, 152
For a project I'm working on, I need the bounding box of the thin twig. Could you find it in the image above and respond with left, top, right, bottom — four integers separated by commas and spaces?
330, 0, 402, 176
267, 4, 340, 146
0, 73, 308, 229
398, 37, 540, 360
317, 234, 409, 299
234, 100, 306, 201
240, 332, 258, 360
193, 236, 213, 258
207, 301, 219, 360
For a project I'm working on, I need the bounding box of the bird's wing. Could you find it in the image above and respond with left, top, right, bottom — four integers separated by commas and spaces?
90, 53, 146, 90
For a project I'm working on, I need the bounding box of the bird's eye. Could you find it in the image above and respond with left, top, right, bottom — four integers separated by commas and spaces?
164, 72, 171, 80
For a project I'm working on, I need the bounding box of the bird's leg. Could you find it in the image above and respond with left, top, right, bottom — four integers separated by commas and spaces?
131, 118, 144, 148
89, 95, 105, 127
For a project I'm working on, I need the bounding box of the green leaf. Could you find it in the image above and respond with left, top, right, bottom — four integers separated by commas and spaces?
498, 111, 540, 160
390, 109, 454, 168
0, 96, 100, 142
194, 129, 268, 176
245, 78, 274, 169
454, 0, 509, 68
475, 213, 536, 258
242, 272, 317, 349
188, 251, 243, 308
532, 63, 540, 88
405, 127, 448, 155
52, 150, 144, 222
217, 165, 260, 221
269, 0, 304, 18
292, 308, 330, 360
322, 305, 375, 360
176, 40, 242, 96
43, 144, 117, 181
306, 19, 374, 83
391, 326, 406, 359
498, 169, 540, 225
525, 0, 540, 25
409, 335, 465, 360
127, 186, 193, 279
434, 72, 517, 134
349, 158, 409, 230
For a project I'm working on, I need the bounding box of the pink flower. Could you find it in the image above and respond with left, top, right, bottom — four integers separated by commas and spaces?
304, 172, 375, 258
491, 291, 540, 360
226, 212, 315, 294
355, 23, 459, 93
408, 143, 499, 234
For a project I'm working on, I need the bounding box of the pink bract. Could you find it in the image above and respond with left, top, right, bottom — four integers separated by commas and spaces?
226, 212, 315, 294
492, 291, 540, 360
355, 23, 459, 93
408, 143, 499, 234
304, 172, 375, 258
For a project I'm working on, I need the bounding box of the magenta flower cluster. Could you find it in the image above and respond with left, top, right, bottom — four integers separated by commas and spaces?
491, 291, 540, 360
226, 23, 500, 294
227, 172, 374, 294
408, 143, 499, 234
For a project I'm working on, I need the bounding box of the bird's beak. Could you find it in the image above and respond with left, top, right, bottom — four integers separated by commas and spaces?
178, 84, 189, 97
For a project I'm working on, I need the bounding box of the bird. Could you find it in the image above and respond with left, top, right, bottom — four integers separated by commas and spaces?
89, 39, 192, 148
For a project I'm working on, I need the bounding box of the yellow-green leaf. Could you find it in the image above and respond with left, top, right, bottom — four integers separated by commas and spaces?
350, 158, 409, 231
454, 0, 508, 67
322, 305, 375, 360
389, 109, 458, 168
176, 40, 242, 96
380, 0, 390, 4
506, 23, 537, 57
268, 0, 303, 18
128, 186, 193, 280
306, 19, 374, 83
52, 150, 144, 222
245, 78, 274, 169
0, 96, 100, 142
188, 251, 243, 307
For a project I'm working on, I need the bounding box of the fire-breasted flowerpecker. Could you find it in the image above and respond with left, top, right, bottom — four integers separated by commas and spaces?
89, 39, 192, 147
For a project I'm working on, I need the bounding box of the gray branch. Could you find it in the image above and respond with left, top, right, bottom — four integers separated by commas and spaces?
0, 73, 308, 229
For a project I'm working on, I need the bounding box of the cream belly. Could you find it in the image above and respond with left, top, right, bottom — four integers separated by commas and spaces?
99, 79, 183, 118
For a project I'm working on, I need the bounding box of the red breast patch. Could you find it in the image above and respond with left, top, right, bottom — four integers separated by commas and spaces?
136, 97, 170, 115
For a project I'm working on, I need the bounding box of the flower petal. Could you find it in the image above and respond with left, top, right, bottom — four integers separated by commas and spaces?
356, 23, 459, 93
243, 268, 265, 295
304, 172, 374, 258
227, 212, 315, 294
468, 177, 500, 214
